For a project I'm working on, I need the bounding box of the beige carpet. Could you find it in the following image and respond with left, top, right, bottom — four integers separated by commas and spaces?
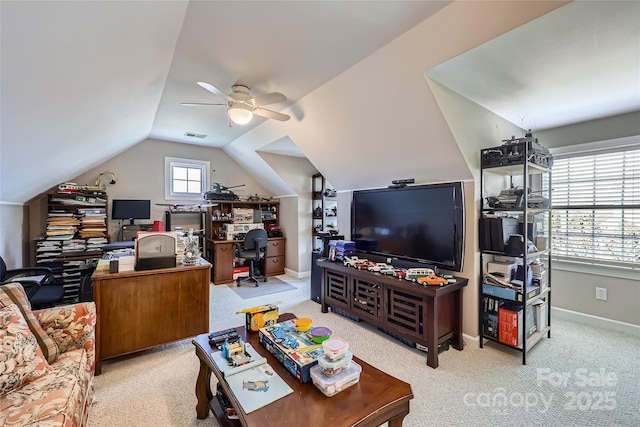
89, 276, 640, 427
227, 276, 296, 299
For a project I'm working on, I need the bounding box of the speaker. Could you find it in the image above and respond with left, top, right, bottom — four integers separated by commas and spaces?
310, 252, 322, 304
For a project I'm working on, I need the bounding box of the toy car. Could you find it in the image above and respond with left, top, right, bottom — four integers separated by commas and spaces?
379, 266, 397, 275
355, 260, 374, 270
417, 275, 448, 286
343, 256, 362, 268
367, 262, 389, 272
393, 269, 407, 279
405, 268, 436, 282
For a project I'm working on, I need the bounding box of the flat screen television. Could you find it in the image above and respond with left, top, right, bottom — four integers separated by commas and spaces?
351, 182, 465, 272
111, 199, 151, 225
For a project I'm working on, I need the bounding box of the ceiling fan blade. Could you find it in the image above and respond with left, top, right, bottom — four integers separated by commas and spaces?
253, 107, 290, 121
197, 82, 234, 102
249, 92, 287, 107
180, 102, 227, 106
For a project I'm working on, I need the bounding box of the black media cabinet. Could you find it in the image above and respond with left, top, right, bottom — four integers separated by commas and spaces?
318, 260, 468, 369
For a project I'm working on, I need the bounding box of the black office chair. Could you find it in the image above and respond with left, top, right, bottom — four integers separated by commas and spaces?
0, 255, 64, 309
237, 228, 268, 287
78, 273, 94, 302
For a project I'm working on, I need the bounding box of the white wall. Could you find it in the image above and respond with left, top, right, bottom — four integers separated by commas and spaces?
0, 204, 28, 269
259, 152, 320, 274
535, 114, 640, 327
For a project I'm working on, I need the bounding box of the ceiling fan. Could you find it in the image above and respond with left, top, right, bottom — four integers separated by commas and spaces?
181, 82, 290, 125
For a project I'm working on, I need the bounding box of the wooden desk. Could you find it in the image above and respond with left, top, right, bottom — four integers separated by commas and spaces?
92, 258, 211, 375
208, 237, 285, 284
319, 260, 467, 369
193, 313, 413, 427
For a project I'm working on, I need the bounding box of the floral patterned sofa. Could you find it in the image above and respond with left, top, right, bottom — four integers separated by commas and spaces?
0, 282, 96, 427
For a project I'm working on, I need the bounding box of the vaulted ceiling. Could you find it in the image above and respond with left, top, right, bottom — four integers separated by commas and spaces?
1, 1, 638, 205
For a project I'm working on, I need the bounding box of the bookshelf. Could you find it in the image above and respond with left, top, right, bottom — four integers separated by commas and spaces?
35, 191, 108, 303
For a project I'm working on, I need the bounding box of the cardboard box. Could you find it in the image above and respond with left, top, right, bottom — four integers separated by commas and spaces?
487, 261, 517, 277
258, 319, 324, 383
232, 266, 249, 280
499, 306, 523, 348
232, 208, 255, 223
482, 283, 540, 302
237, 304, 279, 332
499, 305, 536, 348
535, 300, 548, 332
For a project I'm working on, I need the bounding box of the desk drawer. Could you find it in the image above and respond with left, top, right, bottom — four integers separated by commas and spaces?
267, 238, 285, 257
265, 255, 285, 275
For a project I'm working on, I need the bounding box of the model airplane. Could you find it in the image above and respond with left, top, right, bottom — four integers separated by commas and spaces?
155, 202, 219, 211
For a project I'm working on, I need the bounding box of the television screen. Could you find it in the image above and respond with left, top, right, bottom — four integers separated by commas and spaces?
351, 182, 464, 272
111, 199, 151, 224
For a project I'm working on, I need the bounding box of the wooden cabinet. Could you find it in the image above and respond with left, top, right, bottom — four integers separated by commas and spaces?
319, 260, 467, 369
204, 200, 285, 284
211, 241, 235, 284
205, 200, 280, 242
92, 259, 211, 375
209, 237, 286, 284
265, 237, 285, 275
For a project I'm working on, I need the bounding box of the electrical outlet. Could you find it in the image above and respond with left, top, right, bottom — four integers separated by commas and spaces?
595, 287, 607, 301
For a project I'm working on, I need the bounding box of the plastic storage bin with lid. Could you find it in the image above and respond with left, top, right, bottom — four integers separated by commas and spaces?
310, 360, 362, 397
322, 336, 349, 361
317, 350, 353, 377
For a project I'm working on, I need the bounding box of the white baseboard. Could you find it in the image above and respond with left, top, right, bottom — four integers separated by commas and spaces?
283, 268, 309, 279
552, 307, 640, 336
463, 333, 480, 350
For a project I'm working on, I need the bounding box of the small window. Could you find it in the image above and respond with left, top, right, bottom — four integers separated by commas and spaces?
165, 157, 209, 200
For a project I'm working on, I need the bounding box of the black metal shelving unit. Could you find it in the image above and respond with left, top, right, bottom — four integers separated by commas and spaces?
479, 135, 553, 364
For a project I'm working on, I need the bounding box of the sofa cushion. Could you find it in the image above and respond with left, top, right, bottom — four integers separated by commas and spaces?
37, 302, 97, 374
0, 282, 59, 363
0, 304, 51, 396
0, 348, 91, 427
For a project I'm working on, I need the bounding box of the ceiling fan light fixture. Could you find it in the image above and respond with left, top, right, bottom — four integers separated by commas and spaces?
228, 102, 253, 125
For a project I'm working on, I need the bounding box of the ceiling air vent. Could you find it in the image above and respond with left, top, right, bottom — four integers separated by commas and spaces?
184, 132, 207, 139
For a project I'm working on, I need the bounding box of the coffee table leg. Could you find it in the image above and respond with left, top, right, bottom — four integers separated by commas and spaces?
195, 358, 213, 419
388, 412, 409, 427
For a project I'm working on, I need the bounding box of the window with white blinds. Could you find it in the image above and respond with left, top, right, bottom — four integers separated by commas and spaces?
551, 146, 640, 269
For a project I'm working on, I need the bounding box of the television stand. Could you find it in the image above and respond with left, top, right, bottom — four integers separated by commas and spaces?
318, 260, 468, 369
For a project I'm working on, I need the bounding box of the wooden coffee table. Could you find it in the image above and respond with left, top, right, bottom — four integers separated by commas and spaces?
193, 313, 413, 427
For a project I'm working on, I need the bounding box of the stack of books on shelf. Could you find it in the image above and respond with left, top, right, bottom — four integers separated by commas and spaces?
86, 237, 108, 252
62, 239, 86, 254
35, 240, 62, 263
46, 211, 80, 240
77, 207, 107, 239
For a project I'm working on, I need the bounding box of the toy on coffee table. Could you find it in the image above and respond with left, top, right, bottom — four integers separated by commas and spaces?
236, 303, 279, 332
221, 337, 251, 367
259, 319, 326, 383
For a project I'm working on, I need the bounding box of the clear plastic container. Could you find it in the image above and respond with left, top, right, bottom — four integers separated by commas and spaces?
322, 336, 349, 361
317, 350, 352, 377
310, 360, 361, 397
